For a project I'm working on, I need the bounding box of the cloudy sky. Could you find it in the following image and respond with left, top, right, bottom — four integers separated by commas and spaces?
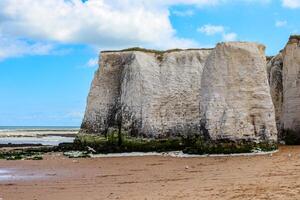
0, 0, 299, 126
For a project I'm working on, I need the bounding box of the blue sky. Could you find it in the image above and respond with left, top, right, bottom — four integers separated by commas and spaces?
0, 0, 299, 126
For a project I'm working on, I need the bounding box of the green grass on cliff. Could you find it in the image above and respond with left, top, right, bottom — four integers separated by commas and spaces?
289, 35, 300, 40
101, 47, 212, 54
101, 47, 213, 62
288, 35, 300, 44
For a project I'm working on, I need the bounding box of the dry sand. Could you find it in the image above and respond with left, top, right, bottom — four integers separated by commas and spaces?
1, 146, 300, 200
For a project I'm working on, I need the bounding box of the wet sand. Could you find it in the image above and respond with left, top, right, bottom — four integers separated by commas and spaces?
1, 146, 300, 200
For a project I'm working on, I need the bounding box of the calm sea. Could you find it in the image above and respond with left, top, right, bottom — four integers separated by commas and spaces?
0, 126, 79, 146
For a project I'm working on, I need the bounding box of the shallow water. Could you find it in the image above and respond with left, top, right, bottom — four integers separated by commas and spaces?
0, 169, 10, 174
0, 136, 74, 146
0, 126, 79, 137
0, 126, 77, 146
90, 150, 278, 158
0, 168, 45, 182
0, 169, 13, 181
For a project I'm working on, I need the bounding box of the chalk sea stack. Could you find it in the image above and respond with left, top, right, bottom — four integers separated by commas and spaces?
200, 42, 277, 142
81, 42, 279, 150
282, 36, 300, 132
81, 48, 212, 138
267, 35, 300, 142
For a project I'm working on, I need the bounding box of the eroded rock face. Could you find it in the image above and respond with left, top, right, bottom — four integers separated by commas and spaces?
81, 49, 212, 138
267, 53, 283, 135
200, 42, 277, 142
81, 43, 278, 143
281, 36, 300, 132
81, 52, 133, 134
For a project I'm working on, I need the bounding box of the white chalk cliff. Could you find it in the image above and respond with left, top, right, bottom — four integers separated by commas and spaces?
267, 36, 300, 136
267, 53, 283, 135
282, 37, 300, 132
81, 42, 278, 144
81, 49, 212, 138
200, 42, 277, 142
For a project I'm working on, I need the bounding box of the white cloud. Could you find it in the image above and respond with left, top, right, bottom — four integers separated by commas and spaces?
197, 25, 225, 35
198, 24, 237, 41
0, 0, 272, 60
282, 0, 300, 8
0, 0, 197, 52
86, 57, 99, 68
172, 9, 195, 17
0, 35, 54, 60
223, 32, 237, 41
153, 0, 271, 7
275, 20, 287, 27
154, 0, 222, 7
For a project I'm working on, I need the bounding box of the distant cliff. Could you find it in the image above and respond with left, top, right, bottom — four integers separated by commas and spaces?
268, 35, 300, 141
81, 42, 278, 144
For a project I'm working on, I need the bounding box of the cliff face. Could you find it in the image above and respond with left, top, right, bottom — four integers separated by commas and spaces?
81, 49, 212, 138
267, 53, 283, 135
282, 36, 300, 132
81, 52, 133, 134
81, 43, 278, 144
200, 42, 277, 142
267, 36, 300, 137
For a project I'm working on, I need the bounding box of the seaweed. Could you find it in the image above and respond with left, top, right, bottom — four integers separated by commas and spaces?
0, 150, 44, 160
71, 133, 277, 155
282, 129, 300, 145
0, 133, 278, 159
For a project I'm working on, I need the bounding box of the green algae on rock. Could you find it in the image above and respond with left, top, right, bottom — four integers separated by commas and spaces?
72, 133, 277, 155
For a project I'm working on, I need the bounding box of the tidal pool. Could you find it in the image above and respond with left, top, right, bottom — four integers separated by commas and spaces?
0, 168, 53, 182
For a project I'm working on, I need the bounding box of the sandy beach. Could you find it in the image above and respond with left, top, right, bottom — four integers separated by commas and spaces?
0, 146, 300, 200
